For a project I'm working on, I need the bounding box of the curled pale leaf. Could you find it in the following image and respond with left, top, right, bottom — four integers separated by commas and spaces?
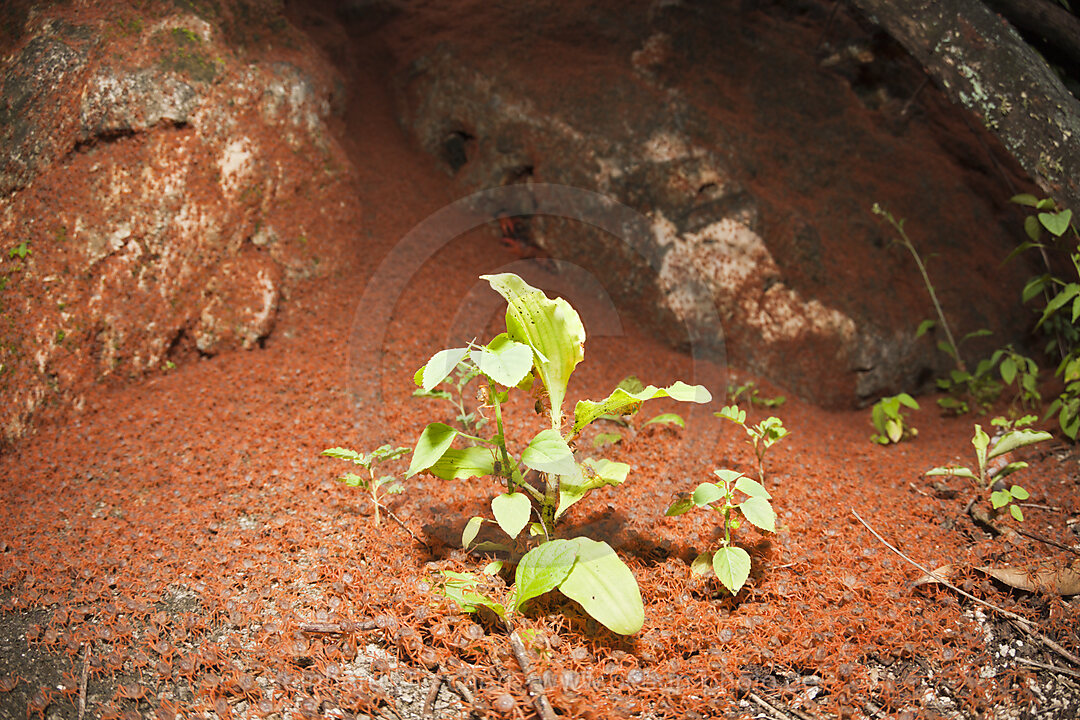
462, 516, 485, 549
978, 561, 1080, 596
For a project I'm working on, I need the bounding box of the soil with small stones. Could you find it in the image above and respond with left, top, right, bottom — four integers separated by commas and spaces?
3, 2, 1080, 720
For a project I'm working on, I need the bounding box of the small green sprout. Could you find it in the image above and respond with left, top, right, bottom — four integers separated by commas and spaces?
589, 376, 687, 446
666, 469, 775, 595
715, 405, 789, 486
321, 444, 410, 527
727, 380, 785, 408
9, 242, 30, 260
870, 393, 919, 445
926, 416, 1051, 523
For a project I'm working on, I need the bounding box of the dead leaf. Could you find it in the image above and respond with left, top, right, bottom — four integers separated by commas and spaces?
913, 564, 957, 587
977, 560, 1080, 596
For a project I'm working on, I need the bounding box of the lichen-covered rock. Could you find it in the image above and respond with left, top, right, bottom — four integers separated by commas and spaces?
390, 4, 1035, 407
0, 2, 356, 442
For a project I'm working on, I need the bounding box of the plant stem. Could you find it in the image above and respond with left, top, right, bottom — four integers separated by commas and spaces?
878, 207, 968, 374
370, 472, 381, 527
490, 379, 514, 494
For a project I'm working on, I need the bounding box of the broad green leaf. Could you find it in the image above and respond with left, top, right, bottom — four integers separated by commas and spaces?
1010, 193, 1040, 207
512, 539, 577, 613
1036, 197, 1057, 210
413, 388, 452, 400
336, 472, 366, 488
987, 428, 1052, 460
690, 552, 714, 576
926, 466, 978, 480
1000, 356, 1017, 385
1037, 284, 1080, 329
692, 482, 724, 507
417, 348, 469, 390
573, 382, 712, 434
582, 458, 630, 485
961, 328, 993, 344
427, 446, 496, 481
643, 413, 685, 428
993, 461, 1029, 479
1010, 485, 1030, 500
492, 492, 531, 540
739, 496, 775, 532
521, 428, 577, 475
712, 546, 751, 595
1010, 505, 1025, 522
483, 560, 504, 575
1024, 215, 1041, 242
555, 458, 629, 520
481, 273, 585, 430
593, 432, 623, 447
916, 319, 936, 338
1039, 209, 1073, 237
990, 489, 1010, 510
408, 423, 459, 477
972, 425, 989, 472
1022, 275, 1049, 303
469, 334, 533, 388
462, 516, 484, 548
665, 494, 695, 517
896, 393, 919, 410
716, 405, 747, 425
322, 447, 364, 462
713, 468, 744, 485
734, 476, 771, 499
558, 538, 644, 635
886, 418, 902, 443
617, 375, 645, 393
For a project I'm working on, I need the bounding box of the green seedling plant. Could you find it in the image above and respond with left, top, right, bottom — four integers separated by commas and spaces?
727, 380, 786, 408
665, 469, 775, 595
715, 405, 788, 486
1010, 194, 1080, 439
873, 203, 1012, 414
870, 393, 919, 444
410, 273, 711, 635
926, 416, 1051, 522
413, 359, 489, 435
321, 445, 410, 527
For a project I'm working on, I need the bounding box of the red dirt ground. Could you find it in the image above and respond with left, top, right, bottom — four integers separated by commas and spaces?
2, 9, 1079, 720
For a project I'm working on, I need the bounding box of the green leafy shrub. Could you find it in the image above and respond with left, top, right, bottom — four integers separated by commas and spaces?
1010, 194, 1080, 439
715, 405, 788, 486
411, 273, 711, 635
870, 393, 919, 444
321, 445, 410, 527
926, 416, 1051, 522
665, 469, 775, 595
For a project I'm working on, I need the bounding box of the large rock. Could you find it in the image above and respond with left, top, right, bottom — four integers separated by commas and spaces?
0, 4, 356, 442
388, 0, 1036, 407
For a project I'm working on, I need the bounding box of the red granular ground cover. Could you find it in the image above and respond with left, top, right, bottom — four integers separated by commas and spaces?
2, 215, 1078, 718
1, 4, 1078, 716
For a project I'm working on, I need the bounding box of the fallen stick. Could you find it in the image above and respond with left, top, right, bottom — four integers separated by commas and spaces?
850, 509, 1080, 667
77, 643, 90, 720
505, 620, 556, 720
1014, 656, 1080, 681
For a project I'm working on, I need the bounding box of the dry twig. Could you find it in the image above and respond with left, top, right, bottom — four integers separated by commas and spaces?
77, 643, 90, 720
505, 621, 556, 720
851, 509, 1080, 667
1014, 657, 1080, 680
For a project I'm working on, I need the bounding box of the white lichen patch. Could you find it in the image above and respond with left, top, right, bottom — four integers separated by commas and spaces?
642, 130, 704, 164
654, 212, 855, 346
218, 136, 256, 197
